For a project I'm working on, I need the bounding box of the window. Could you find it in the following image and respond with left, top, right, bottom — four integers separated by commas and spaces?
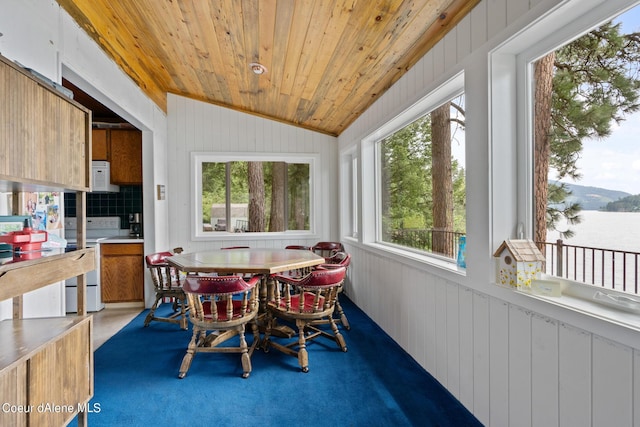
361, 72, 466, 266
340, 150, 359, 240
191, 153, 319, 239
530, 4, 640, 295
491, 0, 640, 303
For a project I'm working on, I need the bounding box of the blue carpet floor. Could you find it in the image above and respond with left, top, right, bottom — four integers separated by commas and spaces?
82, 297, 482, 426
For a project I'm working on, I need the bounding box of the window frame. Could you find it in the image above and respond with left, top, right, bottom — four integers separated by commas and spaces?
360, 72, 466, 271
191, 151, 320, 240
489, 0, 640, 329
492, 0, 639, 244
340, 148, 359, 241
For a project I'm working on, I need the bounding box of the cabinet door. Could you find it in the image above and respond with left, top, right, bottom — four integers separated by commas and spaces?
28, 319, 92, 427
110, 129, 142, 184
101, 243, 144, 302
0, 363, 27, 426
92, 129, 109, 160
0, 57, 90, 191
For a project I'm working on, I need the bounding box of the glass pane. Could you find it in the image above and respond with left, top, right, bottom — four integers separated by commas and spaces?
202, 162, 226, 232
288, 163, 310, 230
201, 160, 311, 233
379, 95, 466, 258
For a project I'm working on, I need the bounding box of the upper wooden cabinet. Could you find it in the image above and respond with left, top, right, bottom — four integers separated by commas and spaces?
110, 129, 142, 184
91, 128, 142, 184
91, 128, 109, 161
0, 55, 90, 191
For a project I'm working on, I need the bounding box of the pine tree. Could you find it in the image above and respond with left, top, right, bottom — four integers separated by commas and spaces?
534, 21, 640, 246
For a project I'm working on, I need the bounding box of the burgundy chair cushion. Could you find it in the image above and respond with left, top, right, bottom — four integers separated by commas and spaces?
183, 275, 259, 295
201, 299, 248, 321
145, 251, 173, 267
275, 292, 326, 313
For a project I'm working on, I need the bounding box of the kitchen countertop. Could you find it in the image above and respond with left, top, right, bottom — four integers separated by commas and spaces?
97, 236, 144, 244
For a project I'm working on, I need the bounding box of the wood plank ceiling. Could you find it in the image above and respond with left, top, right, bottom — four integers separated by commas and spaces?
58, 0, 478, 136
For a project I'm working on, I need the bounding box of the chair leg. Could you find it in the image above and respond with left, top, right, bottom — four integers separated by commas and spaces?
329, 316, 347, 352
334, 298, 350, 330
144, 294, 163, 327
296, 319, 309, 373
178, 328, 199, 379
179, 298, 188, 330
238, 327, 252, 378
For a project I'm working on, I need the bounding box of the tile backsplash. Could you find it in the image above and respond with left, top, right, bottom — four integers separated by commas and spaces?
64, 185, 142, 229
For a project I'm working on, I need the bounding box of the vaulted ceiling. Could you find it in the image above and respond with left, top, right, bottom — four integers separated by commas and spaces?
58, 0, 478, 136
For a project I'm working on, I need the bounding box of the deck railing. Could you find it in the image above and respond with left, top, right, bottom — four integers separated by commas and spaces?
538, 239, 640, 296
389, 229, 465, 258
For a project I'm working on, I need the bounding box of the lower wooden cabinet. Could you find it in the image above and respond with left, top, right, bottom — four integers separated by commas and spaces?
100, 242, 144, 302
0, 316, 93, 427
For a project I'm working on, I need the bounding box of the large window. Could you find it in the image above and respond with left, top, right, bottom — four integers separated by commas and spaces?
362, 73, 466, 266
192, 153, 318, 239
377, 95, 466, 259
528, 2, 640, 295
491, 0, 640, 303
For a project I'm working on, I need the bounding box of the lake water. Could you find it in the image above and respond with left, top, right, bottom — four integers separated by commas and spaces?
546, 210, 640, 252
545, 211, 640, 292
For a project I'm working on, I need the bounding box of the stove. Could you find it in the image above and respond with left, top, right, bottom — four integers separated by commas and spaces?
64, 216, 122, 246
64, 216, 122, 313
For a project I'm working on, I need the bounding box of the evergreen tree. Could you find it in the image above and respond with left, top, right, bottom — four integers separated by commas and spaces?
534, 21, 640, 246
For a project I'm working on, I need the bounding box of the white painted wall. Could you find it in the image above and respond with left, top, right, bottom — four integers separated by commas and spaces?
339, 0, 640, 426
166, 94, 338, 253
0, 0, 170, 317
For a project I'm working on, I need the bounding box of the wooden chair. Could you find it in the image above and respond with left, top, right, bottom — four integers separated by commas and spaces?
178, 274, 260, 379
144, 247, 188, 329
316, 251, 352, 330
285, 245, 312, 251
312, 241, 345, 261
262, 266, 347, 373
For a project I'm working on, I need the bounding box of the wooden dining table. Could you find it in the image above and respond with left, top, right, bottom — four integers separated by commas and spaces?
166, 248, 326, 337
165, 248, 325, 275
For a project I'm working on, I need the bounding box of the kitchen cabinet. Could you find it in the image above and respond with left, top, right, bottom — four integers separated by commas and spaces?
110, 129, 142, 184
92, 128, 142, 184
0, 55, 91, 191
92, 128, 109, 160
101, 242, 144, 302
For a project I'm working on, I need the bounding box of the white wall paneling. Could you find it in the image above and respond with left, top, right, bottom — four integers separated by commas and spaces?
558, 323, 592, 427
531, 314, 559, 426
167, 94, 338, 252
508, 306, 532, 427
341, 1, 640, 423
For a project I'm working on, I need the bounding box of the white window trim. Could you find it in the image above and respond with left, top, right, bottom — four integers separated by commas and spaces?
489, 0, 640, 333
360, 71, 465, 271
190, 151, 321, 240
339, 148, 359, 242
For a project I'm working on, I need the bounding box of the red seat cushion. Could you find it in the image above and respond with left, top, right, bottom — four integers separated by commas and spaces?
202, 299, 248, 321
276, 292, 325, 313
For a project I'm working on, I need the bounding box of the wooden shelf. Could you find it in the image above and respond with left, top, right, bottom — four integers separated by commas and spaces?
0, 248, 95, 302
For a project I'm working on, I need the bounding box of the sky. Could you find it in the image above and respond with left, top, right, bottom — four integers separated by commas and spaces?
571, 4, 640, 195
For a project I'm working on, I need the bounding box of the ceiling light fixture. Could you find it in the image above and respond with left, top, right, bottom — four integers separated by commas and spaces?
249, 62, 267, 75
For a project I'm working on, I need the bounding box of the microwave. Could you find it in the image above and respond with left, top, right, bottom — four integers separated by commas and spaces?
92, 161, 120, 193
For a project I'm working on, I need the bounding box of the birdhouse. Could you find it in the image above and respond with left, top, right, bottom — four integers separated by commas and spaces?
493, 239, 545, 290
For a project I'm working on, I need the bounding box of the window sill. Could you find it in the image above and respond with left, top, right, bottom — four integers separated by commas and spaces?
365, 241, 466, 277
192, 230, 319, 241
512, 277, 640, 333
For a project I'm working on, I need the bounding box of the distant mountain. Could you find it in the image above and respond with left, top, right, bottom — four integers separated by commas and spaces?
551, 181, 632, 211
